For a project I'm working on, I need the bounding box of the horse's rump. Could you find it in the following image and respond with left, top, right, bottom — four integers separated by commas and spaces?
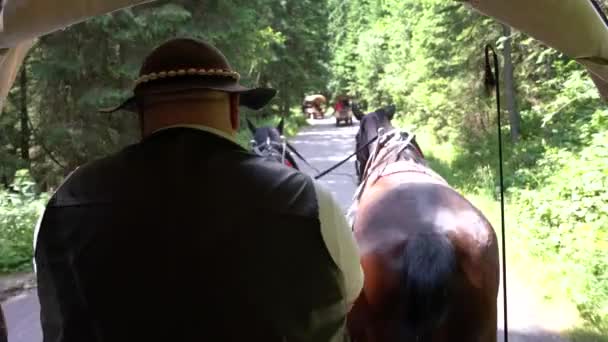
353, 179, 499, 340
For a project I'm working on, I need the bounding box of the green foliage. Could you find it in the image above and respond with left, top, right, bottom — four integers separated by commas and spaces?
568, 327, 608, 342
513, 126, 608, 333
0, 170, 49, 272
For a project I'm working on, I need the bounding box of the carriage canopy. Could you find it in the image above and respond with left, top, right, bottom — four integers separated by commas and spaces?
1, 0, 608, 111
304, 94, 327, 105
461, 0, 608, 99
0, 0, 155, 109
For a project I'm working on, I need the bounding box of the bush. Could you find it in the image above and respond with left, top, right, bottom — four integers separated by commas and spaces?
512, 130, 608, 332
0, 170, 49, 273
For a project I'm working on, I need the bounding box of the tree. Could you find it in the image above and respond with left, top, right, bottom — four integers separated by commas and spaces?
19, 58, 31, 164
501, 24, 521, 141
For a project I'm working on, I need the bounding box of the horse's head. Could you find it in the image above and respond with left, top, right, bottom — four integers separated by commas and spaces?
354, 104, 397, 182
247, 118, 299, 169
352, 102, 366, 121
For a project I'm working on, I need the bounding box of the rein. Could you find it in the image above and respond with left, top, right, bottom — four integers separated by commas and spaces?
276, 134, 379, 180
286, 141, 321, 174
313, 136, 378, 180
251, 132, 376, 180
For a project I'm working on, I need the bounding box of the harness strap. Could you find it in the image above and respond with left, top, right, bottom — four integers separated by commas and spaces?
353, 128, 414, 202
378, 161, 448, 186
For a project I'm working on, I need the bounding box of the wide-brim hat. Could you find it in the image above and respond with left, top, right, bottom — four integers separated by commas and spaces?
99, 38, 277, 113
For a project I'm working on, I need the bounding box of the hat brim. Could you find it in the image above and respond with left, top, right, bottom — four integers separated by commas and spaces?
98, 79, 277, 113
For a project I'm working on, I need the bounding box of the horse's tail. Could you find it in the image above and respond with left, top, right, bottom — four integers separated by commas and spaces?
400, 232, 457, 337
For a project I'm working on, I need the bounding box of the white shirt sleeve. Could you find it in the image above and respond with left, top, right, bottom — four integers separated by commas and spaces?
32, 206, 45, 274
313, 181, 364, 307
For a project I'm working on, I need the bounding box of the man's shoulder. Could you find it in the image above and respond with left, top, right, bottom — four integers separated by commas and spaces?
49, 145, 139, 207
243, 157, 314, 189
68, 143, 137, 181
231, 157, 321, 216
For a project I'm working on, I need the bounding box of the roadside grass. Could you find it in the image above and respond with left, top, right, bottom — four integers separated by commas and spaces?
568, 328, 608, 342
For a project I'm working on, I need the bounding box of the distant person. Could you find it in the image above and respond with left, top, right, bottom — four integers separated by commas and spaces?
33, 38, 363, 342
334, 98, 350, 114
335, 100, 344, 113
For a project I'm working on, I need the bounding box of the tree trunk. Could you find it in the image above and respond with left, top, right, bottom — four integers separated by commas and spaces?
502, 24, 521, 142
19, 59, 31, 164
281, 97, 290, 117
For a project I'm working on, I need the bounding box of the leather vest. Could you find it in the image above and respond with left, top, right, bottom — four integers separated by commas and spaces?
0, 307, 6, 342
35, 128, 348, 342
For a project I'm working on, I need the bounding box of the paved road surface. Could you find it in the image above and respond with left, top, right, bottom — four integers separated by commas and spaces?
2, 292, 41, 342
1, 118, 568, 342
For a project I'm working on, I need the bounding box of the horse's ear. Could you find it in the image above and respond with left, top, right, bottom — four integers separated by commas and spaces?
352, 103, 364, 121
276, 118, 285, 135
246, 118, 257, 135
386, 104, 396, 121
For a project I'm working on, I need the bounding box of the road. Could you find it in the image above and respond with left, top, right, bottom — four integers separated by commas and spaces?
1, 118, 568, 342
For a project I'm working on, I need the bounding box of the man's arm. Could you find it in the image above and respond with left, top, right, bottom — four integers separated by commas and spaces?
314, 182, 364, 308
32, 206, 45, 274
33, 167, 79, 274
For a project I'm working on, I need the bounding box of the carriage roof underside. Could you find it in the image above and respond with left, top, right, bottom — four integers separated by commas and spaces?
1, 0, 608, 111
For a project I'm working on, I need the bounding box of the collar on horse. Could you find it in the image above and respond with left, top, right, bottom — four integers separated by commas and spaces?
347, 128, 444, 224
355, 128, 417, 198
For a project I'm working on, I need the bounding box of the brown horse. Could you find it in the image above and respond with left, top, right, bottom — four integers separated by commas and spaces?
347, 106, 499, 341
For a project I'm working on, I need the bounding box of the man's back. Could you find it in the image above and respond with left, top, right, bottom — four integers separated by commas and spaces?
35, 128, 349, 342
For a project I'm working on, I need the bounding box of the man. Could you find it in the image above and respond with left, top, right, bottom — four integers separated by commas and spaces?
34, 38, 363, 342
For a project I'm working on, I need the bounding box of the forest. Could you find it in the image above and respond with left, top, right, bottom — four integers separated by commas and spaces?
0, 0, 606, 336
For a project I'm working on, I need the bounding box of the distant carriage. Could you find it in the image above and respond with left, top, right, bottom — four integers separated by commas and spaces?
302, 94, 326, 119
333, 95, 353, 126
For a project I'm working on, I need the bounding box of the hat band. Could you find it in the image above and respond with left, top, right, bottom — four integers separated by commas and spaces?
135, 68, 241, 87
